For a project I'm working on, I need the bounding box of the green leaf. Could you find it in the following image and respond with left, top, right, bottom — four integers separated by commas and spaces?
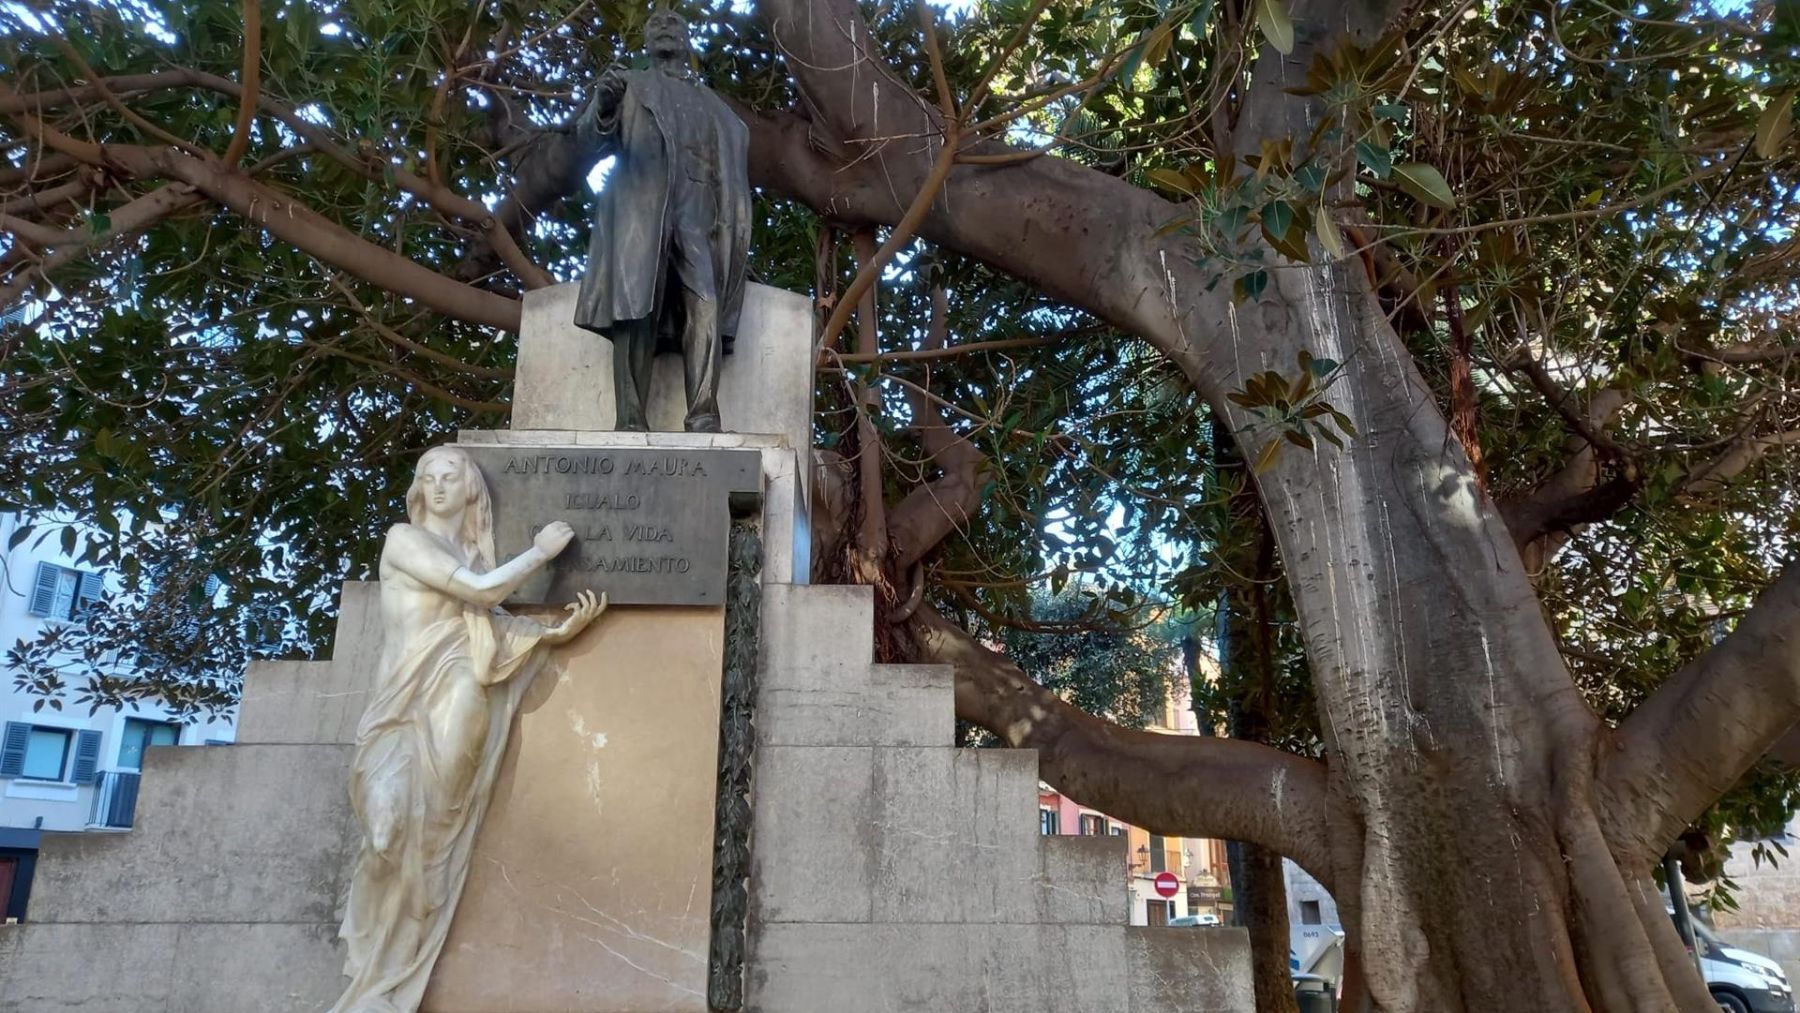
1143, 24, 1174, 68
1756, 88, 1797, 159
1309, 356, 1340, 377
1316, 212, 1345, 259
1215, 204, 1248, 238
1243, 269, 1268, 300
1187, 0, 1213, 36
1254, 438, 1283, 474
1254, 0, 1294, 54
1263, 199, 1293, 237
1145, 168, 1196, 196
1393, 162, 1456, 209
1355, 140, 1392, 179
1266, 217, 1311, 262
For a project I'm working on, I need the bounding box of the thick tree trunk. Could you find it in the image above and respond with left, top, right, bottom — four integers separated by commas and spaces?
752, 0, 1796, 1007
1238, 841, 1300, 1013
1221, 258, 1719, 1012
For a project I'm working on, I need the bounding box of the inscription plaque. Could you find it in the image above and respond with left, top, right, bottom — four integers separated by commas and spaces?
461, 446, 761, 606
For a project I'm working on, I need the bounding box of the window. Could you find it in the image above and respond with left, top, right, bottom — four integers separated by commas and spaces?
1149, 834, 1168, 873
1110, 824, 1126, 836
28, 563, 102, 620
1039, 808, 1060, 836
1079, 813, 1107, 836
117, 719, 180, 770
1300, 900, 1322, 926
21, 727, 71, 780
2, 723, 100, 783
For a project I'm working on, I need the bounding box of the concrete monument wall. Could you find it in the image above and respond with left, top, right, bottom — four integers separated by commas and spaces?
743, 583, 1253, 1012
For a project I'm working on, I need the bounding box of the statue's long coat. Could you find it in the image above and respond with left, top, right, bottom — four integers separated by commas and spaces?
573, 67, 752, 347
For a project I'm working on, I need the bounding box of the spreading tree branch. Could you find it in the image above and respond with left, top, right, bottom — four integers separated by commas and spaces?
0, 69, 553, 291
886, 285, 990, 571
915, 602, 1339, 882
1681, 429, 1800, 501
1602, 564, 1800, 862
0, 84, 521, 329
221, 0, 261, 165
0, 183, 203, 310
1498, 389, 1631, 557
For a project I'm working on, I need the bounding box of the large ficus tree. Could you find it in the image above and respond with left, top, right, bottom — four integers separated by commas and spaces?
4, 0, 1800, 1010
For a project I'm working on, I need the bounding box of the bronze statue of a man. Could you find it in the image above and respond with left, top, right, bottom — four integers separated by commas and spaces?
573, 10, 752, 433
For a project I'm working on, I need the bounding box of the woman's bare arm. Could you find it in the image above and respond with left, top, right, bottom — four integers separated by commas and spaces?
384, 522, 573, 608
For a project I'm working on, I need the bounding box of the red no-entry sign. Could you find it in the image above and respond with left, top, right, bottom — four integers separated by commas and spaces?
1153, 871, 1180, 898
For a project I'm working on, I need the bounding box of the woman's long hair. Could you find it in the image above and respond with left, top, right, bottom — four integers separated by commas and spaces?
405, 445, 497, 573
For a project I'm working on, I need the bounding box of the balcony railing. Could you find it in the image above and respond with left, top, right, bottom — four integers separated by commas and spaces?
88, 770, 141, 829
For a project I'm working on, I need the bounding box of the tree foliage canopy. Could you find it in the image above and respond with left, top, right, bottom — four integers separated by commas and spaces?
4, 0, 1800, 1003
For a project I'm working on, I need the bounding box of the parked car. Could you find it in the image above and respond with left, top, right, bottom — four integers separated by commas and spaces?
1168, 914, 1221, 927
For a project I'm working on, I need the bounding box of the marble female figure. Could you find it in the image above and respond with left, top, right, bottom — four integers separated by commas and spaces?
329, 445, 605, 1013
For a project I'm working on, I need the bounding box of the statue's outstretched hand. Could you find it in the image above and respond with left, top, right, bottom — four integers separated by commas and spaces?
583, 63, 628, 118
532, 521, 576, 559
544, 589, 607, 644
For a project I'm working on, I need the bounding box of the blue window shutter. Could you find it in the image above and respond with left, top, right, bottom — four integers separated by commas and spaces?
1, 722, 30, 777
71, 729, 102, 784
76, 570, 105, 613
28, 562, 59, 616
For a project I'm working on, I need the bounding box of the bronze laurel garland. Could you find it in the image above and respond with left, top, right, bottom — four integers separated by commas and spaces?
707, 518, 762, 1011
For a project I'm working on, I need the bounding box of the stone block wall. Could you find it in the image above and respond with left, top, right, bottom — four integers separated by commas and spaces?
0, 579, 1253, 1012
745, 584, 1253, 1012
0, 584, 373, 1012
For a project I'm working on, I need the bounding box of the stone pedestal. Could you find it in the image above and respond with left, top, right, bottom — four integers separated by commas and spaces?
422, 280, 815, 1011
512, 282, 814, 476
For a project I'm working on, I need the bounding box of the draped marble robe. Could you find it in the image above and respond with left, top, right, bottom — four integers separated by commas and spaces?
328, 553, 551, 1013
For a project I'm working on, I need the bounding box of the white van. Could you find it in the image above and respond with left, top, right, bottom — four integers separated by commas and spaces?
1168, 914, 1221, 927
1687, 917, 1794, 1013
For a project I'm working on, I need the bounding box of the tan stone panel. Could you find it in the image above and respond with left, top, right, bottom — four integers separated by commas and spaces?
425, 605, 724, 1013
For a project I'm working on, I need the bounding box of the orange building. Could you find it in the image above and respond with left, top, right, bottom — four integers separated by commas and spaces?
1035, 661, 1233, 926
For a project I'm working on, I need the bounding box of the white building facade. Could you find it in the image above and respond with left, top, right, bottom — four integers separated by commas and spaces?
0, 513, 236, 921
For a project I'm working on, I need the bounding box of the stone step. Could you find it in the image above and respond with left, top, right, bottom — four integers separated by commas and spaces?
0, 921, 342, 1013
761, 583, 876, 680
1037, 835, 1130, 925
1124, 927, 1256, 1011
759, 662, 952, 748
751, 745, 1042, 925
237, 582, 379, 745
28, 743, 356, 924
747, 922, 1252, 1012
